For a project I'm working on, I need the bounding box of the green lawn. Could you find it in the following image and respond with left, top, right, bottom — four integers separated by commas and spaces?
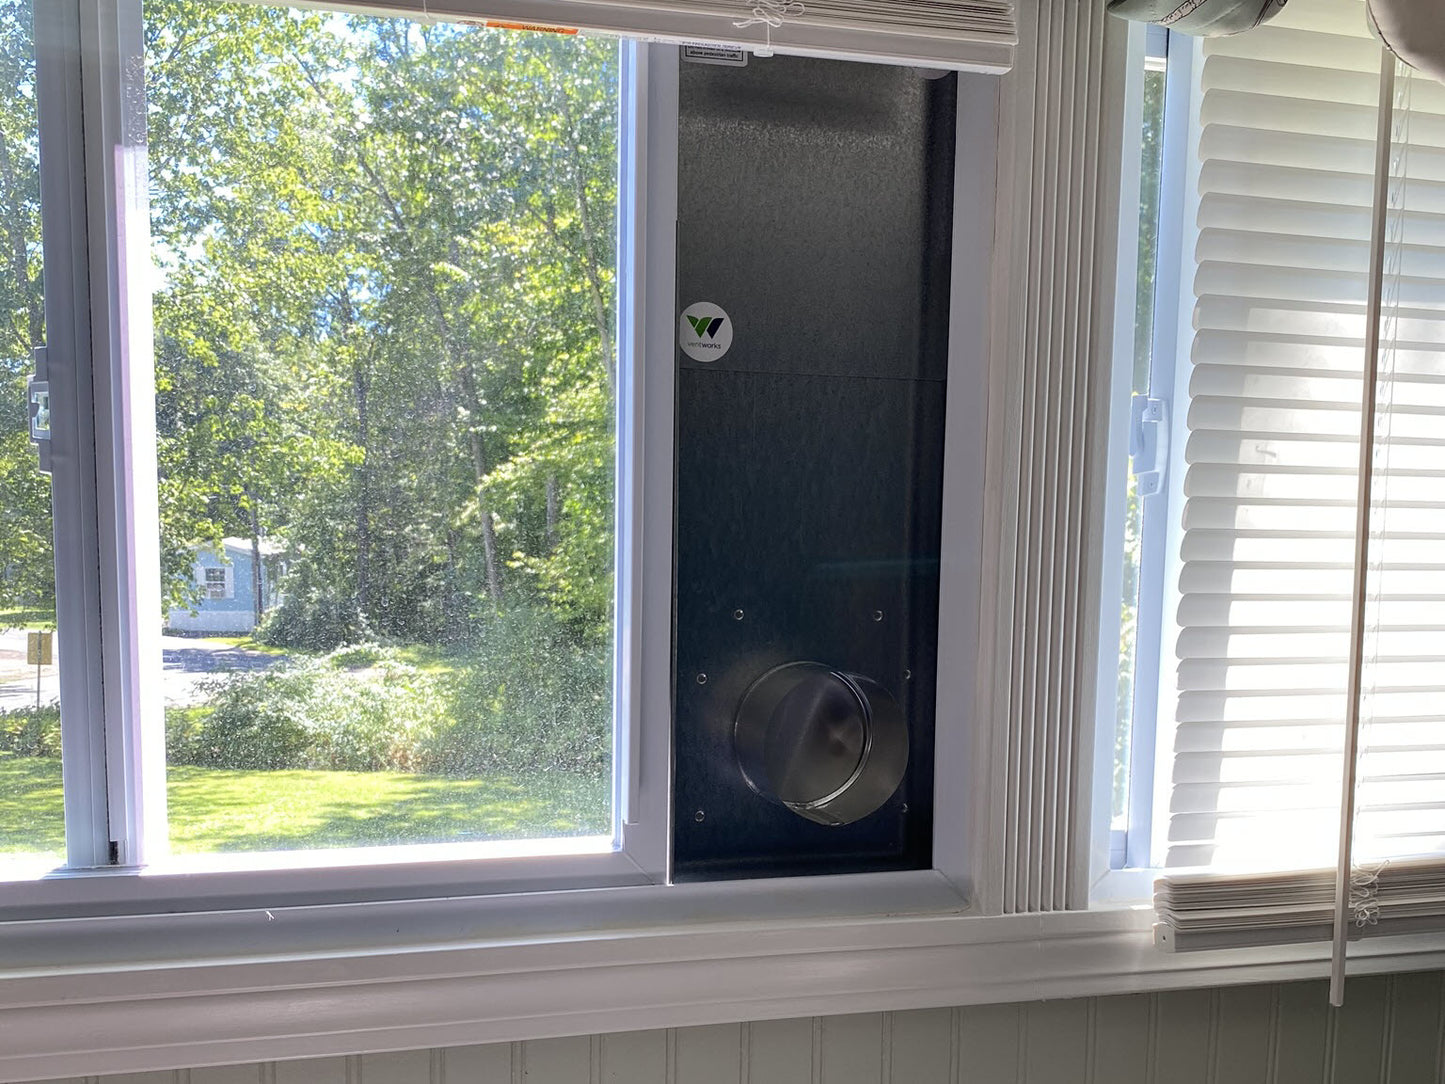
0, 754, 608, 855
194, 635, 292, 657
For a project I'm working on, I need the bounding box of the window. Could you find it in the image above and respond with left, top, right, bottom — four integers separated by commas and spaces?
2, 0, 652, 888
202, 567, 229, 600
5, 0, 1017, 914
1110, 0, 1445, 895
1111, 22, 1171, 870
145, 1, 621, 859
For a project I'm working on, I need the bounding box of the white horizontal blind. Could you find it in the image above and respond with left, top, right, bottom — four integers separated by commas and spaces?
1167, 0, 1445, 872
1354, 59, 1445, 867
281, 0, 1016, 71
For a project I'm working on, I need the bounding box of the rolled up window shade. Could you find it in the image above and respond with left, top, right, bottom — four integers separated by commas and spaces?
277, 0, 1017, 71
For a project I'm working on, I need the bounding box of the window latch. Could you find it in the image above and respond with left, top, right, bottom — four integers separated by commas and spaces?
27, 345, 51, 475
1129, 394, 1168, 498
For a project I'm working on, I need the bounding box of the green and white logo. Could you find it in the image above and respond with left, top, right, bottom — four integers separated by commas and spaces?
679, 301, 733, 362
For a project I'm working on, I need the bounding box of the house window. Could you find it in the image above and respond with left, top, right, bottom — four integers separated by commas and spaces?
1, 0, 646, 885
1106, 0, 1445, 884
144, 2, 623, 860
1110, 23, 1171, 870
203, 567, 229, 600
2, 0, 994, 922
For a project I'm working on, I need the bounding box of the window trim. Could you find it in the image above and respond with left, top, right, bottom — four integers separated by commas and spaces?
8, 896, 1445, 1079
1087, 15, 1150, 893
38, 0, 112, 872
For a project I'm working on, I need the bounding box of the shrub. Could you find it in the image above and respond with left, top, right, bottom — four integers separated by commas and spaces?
172, 608, 610, 779
0, 705, 60, 758
326, 641, 388, 670
173, 654, 442, 772
424, 606, 611, 777
257, 557, 368, 652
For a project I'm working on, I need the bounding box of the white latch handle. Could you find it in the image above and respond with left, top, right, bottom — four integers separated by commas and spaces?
1129, 394, 1168, 498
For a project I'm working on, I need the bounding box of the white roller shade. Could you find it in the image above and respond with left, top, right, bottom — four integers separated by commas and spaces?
290, 0, 1016, 71
1166, 0, 1445, 873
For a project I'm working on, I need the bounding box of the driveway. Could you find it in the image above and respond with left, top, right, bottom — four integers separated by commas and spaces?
0, 629, 288, 712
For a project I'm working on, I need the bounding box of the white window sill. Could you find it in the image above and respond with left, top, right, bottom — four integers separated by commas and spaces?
6, 873, 1445, 1079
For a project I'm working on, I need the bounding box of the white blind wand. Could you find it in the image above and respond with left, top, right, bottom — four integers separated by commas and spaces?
1331, 44, 1397, 1009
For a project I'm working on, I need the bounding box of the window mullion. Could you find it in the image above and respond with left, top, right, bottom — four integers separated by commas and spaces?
77, 0, 166, 867
615, 42, 675, 880
34, 0, 112, 870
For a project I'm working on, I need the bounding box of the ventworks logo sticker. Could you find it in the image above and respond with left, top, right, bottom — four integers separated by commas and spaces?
679, 302, 733, 362
686, 314, 725, 339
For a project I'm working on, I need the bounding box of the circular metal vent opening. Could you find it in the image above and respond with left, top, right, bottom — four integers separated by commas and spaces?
733, 662, 908, 826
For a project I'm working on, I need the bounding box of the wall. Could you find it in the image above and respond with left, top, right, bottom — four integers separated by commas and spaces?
29, 973, 1445, 1084
166, 546, 257, 634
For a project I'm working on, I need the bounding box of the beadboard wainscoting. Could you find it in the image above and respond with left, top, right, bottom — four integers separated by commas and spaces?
21, 972, 1445, 1084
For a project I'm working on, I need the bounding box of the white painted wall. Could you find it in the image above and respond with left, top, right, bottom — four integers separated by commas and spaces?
23, 973, 1443, 1084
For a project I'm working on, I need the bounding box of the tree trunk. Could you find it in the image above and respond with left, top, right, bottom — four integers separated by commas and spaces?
0, 125, 40, 351
557, 93, 615, 396
350, 323, 372, 622
545, 474, 559, 551
469, 430, 503, 607
445, 528, 461, 644
249, 502, 265, 625
355, 380, 371, 621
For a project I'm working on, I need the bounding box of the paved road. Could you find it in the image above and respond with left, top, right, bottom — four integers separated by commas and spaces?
0, 629, 287, 712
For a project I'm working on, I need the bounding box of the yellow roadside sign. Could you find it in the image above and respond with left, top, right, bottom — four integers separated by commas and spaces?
26, 630, 52, 667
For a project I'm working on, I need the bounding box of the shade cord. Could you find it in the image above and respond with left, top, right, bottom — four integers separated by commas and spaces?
733, 0, 804, 57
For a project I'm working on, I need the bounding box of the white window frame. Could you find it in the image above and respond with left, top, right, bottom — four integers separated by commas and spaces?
13, 0, 674, 908
1090, 22, 1202, 906
8, 0, 996, 915
201, 565, 231, 600
7, 4, 1445, 1078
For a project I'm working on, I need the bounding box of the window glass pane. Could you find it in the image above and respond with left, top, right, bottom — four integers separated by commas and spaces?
145, 2, 618, 855
1113, 57, 1167, 829
0, 1, 62, 870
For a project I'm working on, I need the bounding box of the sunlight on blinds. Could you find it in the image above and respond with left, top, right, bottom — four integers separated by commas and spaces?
1354, 59, 1445, 866
1157, 41, 1445, 959
1166, 0, 1445, 872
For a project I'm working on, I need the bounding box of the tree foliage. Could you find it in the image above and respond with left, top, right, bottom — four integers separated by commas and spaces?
0, 1, 49, 617
0, 2, 619, 648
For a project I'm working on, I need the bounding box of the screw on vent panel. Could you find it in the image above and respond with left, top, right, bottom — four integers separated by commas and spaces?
734, 662, 908, 826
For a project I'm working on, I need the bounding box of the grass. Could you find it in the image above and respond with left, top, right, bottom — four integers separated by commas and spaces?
189, 635, 292, 657
388, 643, 456, 673
0, 754, 608, 855
195, 637, 454, 671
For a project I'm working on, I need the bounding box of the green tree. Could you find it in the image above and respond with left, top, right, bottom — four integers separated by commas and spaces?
144, 4, 620, 646
0, 1, 51, 618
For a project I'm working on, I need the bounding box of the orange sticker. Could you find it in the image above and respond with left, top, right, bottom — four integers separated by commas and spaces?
482, 19, 579, 34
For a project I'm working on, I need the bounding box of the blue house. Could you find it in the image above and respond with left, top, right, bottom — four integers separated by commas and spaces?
165, 538, 284, 635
